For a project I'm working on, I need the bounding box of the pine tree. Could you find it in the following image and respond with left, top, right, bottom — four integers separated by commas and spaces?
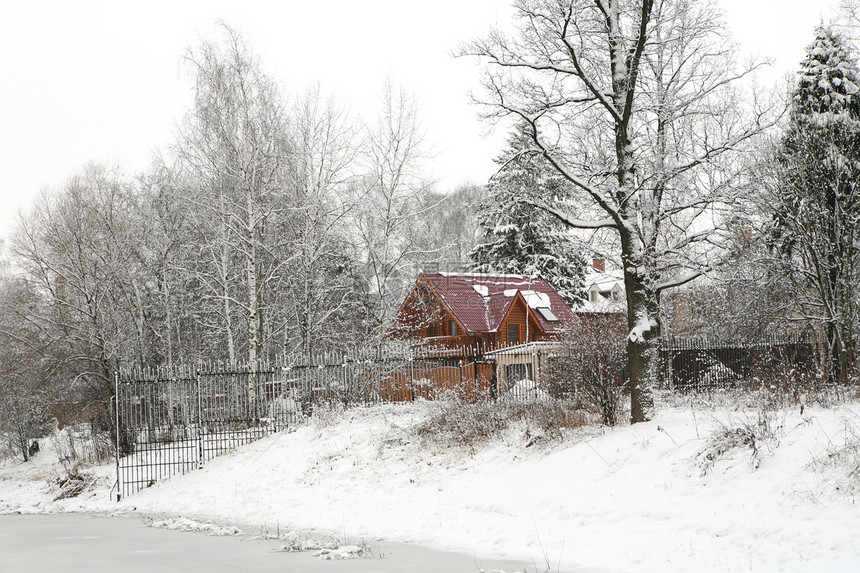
770, 26, 860, 382
470, 123, 584, 305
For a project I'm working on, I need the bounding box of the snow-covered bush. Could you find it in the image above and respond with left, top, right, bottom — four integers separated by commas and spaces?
146, 516, 242, 536
0, 395, 55, 462
51, 423, 114, 466
410, 398, 590, 450
696, 410, 783, 475
308, 401, 350, 429
549, 316, 628, 425
264, 527, 372, 559
53, 464, 98, 500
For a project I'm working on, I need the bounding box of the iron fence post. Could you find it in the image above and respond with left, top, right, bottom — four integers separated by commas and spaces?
196, 369, 204, 469
114, 371, 121, 502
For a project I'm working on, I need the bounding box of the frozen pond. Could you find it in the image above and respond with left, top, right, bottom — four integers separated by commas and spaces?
0, 513, 538, 572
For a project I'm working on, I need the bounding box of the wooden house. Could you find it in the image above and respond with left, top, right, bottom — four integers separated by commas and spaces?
393, 272, 576, 348
388, 272, 577, 398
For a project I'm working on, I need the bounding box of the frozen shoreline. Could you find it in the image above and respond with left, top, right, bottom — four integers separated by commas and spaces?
0, 512, 542, 573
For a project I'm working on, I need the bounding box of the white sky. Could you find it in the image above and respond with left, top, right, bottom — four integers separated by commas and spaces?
0, 0, 842, 240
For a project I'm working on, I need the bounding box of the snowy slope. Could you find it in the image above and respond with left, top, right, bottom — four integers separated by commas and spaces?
1, 399, 859, 572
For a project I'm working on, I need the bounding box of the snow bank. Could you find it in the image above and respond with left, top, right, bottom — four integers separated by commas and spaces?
2, 401, 860, 572
147, 516, 242, 536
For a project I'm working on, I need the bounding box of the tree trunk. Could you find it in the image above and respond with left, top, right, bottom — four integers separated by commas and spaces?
622, 252, 659, 423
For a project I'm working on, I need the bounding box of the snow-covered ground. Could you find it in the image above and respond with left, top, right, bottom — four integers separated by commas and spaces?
2, 395, 860, 572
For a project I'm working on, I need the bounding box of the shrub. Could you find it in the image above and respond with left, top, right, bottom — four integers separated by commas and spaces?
409, 398, 590, 450
52, 423, 115, 466
810, 413, 860, 500
0, 392, 56, 462
54, 465, 97, 500
696, 410, 782, 475
549, 316, 628, 425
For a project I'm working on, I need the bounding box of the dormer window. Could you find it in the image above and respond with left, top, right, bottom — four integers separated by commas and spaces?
590, 290, 599, 303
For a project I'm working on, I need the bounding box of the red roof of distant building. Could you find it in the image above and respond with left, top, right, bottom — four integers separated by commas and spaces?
420, 272, 575, 333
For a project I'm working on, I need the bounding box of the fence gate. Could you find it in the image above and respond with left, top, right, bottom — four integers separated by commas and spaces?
113, 365, 300, 500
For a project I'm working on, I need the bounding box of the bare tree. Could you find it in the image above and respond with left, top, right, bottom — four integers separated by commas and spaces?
176, 24, 292, 373
12, 165, 145, 405
420, 184, 484, 268
282, 87, 369, 358
464, 0, 773, 421
136, 160, 201, 365
550, 315, 627, 425
0, 276, 56, 461
351, 81, 436, 346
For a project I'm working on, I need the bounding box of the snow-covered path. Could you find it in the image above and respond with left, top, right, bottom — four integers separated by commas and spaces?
2, 399, 859, 572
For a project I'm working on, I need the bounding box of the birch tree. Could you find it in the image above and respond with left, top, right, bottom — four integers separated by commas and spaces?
177, 25, 291, 369
352, 82, 435, 345
282, 87, 368, 358
465, 0, 772, 421
137, 161, 201, 364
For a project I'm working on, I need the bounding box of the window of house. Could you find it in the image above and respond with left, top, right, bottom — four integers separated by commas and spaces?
589, 290, 598, 303
448, 320, 457, 336
427, 324, 437, 337
611, 290, 620, 302
537, 307, 559, 322
508, 324, 519, 344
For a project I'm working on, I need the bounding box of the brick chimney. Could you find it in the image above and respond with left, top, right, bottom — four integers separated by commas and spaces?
592, 258, 605, 273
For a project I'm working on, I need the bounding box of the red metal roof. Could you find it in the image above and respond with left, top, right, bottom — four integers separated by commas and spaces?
420, 272, 575, 334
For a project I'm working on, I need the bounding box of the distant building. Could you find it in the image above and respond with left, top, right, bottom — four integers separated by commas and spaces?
580, 258, 625, 313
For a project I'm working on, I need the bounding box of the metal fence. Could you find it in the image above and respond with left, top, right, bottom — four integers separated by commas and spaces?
114, 364, 298, 499
113, 344, 527, 498
114, 336, 818, 498
661, 334, 817, 391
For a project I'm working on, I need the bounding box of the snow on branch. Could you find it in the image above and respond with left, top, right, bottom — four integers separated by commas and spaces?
515, 196, 617, 230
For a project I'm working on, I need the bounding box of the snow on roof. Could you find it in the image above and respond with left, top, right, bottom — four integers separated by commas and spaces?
521, 290, 551, 309
439, 271, 538, 280
584, 259, 624, 296
420, 273, 574, 333
577, 298, 625, 314
588, 278, 623, 292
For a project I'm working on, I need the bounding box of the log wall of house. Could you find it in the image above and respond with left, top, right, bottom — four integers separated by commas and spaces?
495, 299, 543, 346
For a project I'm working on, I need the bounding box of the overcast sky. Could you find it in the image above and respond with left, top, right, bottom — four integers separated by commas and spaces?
0, 0, 842, 241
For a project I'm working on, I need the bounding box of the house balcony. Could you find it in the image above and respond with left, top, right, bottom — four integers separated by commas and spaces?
414, 334, 485, 357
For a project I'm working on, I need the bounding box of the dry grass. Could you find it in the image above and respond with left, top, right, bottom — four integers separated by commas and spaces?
409, 398, 593, 451
809, 412, 860, 501
53, 464, 98, 500
696, 410, 783, 476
